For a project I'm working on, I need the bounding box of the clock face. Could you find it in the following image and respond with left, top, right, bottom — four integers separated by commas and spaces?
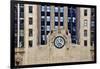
54, 36, 65, 49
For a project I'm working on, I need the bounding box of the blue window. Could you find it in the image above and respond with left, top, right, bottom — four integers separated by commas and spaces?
47, 6, 50, 12
60, 7, 64, 12
40, 5, 51, 45
41, 6, 45, 11
47, 16, 50, 21
60, 17, 63, 22
55, 7, 59, 12
55, 17, 58, 22
68, 6, 77, 44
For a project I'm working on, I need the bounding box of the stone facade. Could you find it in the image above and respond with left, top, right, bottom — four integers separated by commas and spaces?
14, 4, 93, 66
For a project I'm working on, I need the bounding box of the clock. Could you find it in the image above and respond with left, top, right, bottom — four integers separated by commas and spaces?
54, 36, 65, 49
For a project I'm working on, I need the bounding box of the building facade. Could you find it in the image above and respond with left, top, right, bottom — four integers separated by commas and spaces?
13, 2, 95, 66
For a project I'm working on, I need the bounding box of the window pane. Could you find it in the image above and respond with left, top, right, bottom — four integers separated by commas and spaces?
60, 17, 63, 22
47, 21, 50, 25
41, 6, 45, 11
60, 22, 63, 26
42, 35, 45, 41
29, 29, 33, 36
19, 5, 24, 18
55, 7, 59, 12
84, 19, 87, 26
60, 7, 64, 12
84, 40, 87, 46
47, 12, 50, 16
73, 17, 76, 22
41, 26, 45, 31
29, 40, 32, 47
19, 30, 24, 36
20, 19, 24, 24
55, 26, 58, 30
55, 12, 58, 16
29, 6, 32, 13
41, 12, 45, 16
55, 17, 58, 22
47, 16, 50, 21
47, 6, 50, 12
55, 22, 58, 26
91, 21, 95, 27
60, 13, 63, 17
84, 9, 87, 16
84, 30, 87, 37
29, 17, 32, 25
41, 21, 45, 25
46, 26, 50, 31
41, 31, 45, 35
19, 36, 24, 48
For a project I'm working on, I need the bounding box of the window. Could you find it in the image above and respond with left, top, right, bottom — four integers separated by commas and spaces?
46, 26, 50, 31
19, 30, 24, 36
55, 17, 58, 22
60, 7, 64, 12
47, 12, 50, 16
60, 17, 63, 22
47, 6, 50, 12
20, 7, 24, 12
41, 21, 45, 25
41, 6, 45, 11
19, 36, 24, 48
29, 6, 32, 13
84, 19, 87, 26
91, 21, 95, 27
55, 22, 58, 26
20, 19, 24, 24
20, 6, 24, 18
41, 12, 45, 16
84, 9, 87, 16
84, 40, 87, 46
47, 22, 50, 25
29, 40, 32, 47
29, 17, 32, 25
55, 7, 59, 12
73, 17, 76, 22
60, 13, 63, 17
29, 29, 33, 36
41, 31, 45, 35
55, 12, 58, 16
47, 16, 50, 21
60, 22, 63, 26
84, 30, 87, 37
68, 17, 71, 22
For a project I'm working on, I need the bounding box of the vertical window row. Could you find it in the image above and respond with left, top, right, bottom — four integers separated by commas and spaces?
41, 5, 46, 45
83, 9, 88, 46
68, 6, 77, 44
91, 8, 95, 46
54, 6, 59, 31
40, 5, 51, 45
60, 7, 64, 29
28, 5, 33, 47
14, 4, 18, 48
46, 6, 51, 38
19, 4, 24, 48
